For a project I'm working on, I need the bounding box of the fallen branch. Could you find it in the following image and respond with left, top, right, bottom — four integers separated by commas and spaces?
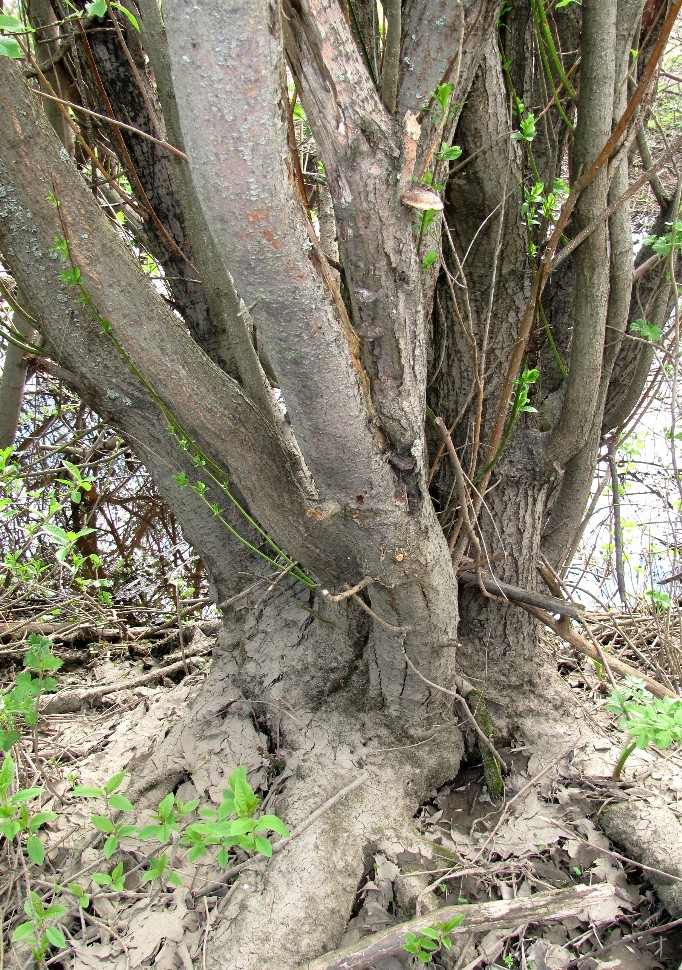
518, 603, 679, 700
40, 651, 211, 714
300, 883, 618, 970
458, 571, 584, 619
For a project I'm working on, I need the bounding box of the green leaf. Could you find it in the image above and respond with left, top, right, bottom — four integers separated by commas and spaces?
0, 730, 21, 752
254, 814, 290, 837
90, 814, 115, 834
229, 765, 260, 816
11, 921, 36, 943
103, 836, 118, 858
26, 835, 45, 865
108, 794, 133, 812
45, 925, 66, 948
111, 2, 139, 29
72, 786, 103, 799
137, 823, 166, 840
168, 871, 183, 887
255, 836, 273, 857
42, 903, 67, 919
419, 926, 441, 940
229, 817, 256, 836
217, 847, 230, 868
157, 792, 174, 819
0, 14, 24, 29
12, 787, 44, 803
0, 751, 14, 790
422, 249, 438, 269
91, 873, 112, 886
0, 820, 21, 839
630, 318, 662, 342
29, 811, 57, 831
442, 914, 466, 931
104, 771, 126, 795
177, 798, 200, 816
85, 0, 107, 17
0, 36, 22, 58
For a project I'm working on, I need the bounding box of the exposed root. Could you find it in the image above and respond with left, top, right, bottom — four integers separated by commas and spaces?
202, 717, 465, 970
601, 799, 682, 918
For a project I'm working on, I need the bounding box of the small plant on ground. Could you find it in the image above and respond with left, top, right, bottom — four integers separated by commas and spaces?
0, 634, 63, 751
606, 676, 682, 780
402, 914, 466, 963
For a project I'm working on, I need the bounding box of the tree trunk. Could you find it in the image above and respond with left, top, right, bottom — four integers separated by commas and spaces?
1, 0, 681, 965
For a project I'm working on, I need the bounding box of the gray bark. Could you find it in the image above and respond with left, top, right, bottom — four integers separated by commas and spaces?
0, 298, 35, 449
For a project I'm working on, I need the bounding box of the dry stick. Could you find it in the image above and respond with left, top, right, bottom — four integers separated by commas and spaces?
565, 915, 682, 968
300, 884, 617, 970
193, 774, 368, 898
24, 49, 147, 217
435, 418, 481, 559
321, 577, 374, 602
519, 602, 679, 701
350, 593, 411, 633
544, 816, 682, 885
551, 129, 682, 273
399, 643, 507, 772
33, 89, 188, 160
457, 570, 584, 620
40, 651, 211, 715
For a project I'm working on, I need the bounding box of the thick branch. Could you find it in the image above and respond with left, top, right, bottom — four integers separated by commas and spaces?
162, 0, 389, 498
0, 57, 356, 584
457, 570, 584, 619
301, 883, 618, 970
283, 0, 428, 455
547, 0, 617, 466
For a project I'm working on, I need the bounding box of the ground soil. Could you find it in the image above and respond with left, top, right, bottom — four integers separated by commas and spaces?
1, 620, 682, 970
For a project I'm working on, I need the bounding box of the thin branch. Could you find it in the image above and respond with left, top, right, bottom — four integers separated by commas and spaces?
551, 130, 682, 272
457, 570, 584, 619
400, 644, 507, 771
320, 577, 374, 602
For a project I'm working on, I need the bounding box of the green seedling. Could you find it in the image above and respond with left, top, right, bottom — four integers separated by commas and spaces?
0, 752, 56, 865
72, 770, 137, 857
10, 890, 67, 961
606, 676, 682, 780
403, 914, 466, 963
92, 859, 127, 891
0, 635, 62, 751
184, 765, 289, 867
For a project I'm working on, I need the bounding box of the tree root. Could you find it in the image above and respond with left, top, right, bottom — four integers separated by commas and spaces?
601, 799, 682, 918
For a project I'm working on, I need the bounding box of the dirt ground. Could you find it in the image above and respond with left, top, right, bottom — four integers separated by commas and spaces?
2, 620, 682, 970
